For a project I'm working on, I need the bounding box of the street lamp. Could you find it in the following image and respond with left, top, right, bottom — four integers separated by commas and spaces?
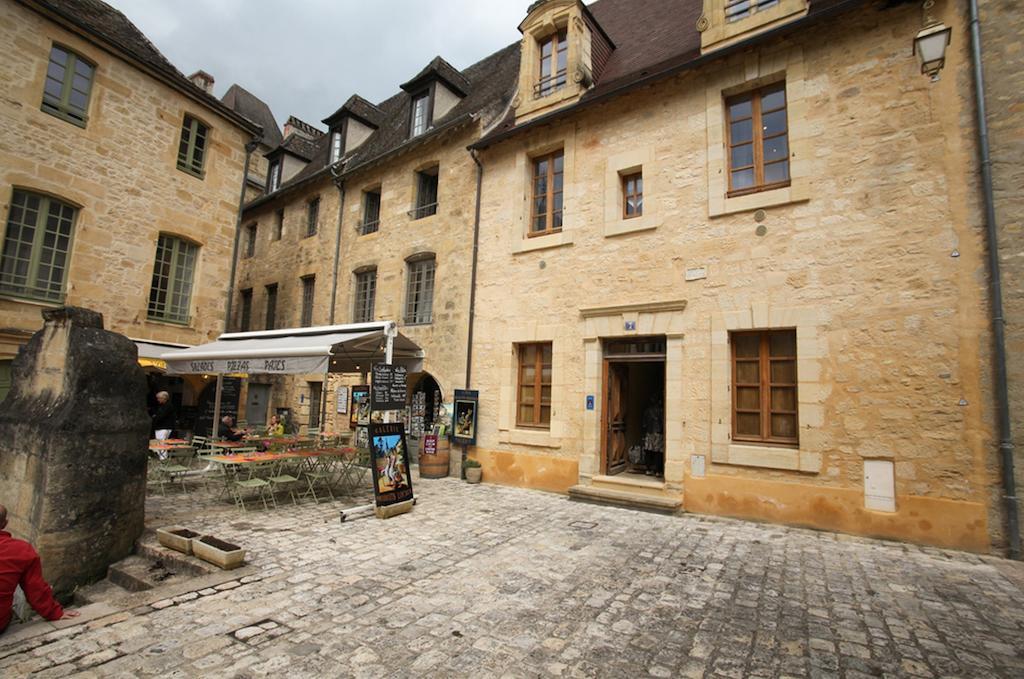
913, 1, 951, 82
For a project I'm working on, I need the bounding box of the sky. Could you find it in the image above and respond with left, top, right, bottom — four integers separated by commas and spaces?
103, 0, 532, 130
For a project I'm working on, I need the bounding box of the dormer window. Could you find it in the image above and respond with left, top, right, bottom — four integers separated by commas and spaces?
726, 0, 779, 21
537, 30, 568, 98
410, 92, 431, 137
267, 159, 281, 192
330, 131, 342, 164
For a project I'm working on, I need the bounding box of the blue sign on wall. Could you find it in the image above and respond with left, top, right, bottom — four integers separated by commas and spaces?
624, 321, 637, 331
586, 395, 595, 410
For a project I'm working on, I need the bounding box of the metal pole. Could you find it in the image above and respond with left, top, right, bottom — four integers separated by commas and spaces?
466, 150, 484, 389
212, 373, 224, 439
329, 168, 345, 325
969, 0, 1019, 559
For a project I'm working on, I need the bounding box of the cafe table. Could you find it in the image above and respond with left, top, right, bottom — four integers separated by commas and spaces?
206, 447, 361, 500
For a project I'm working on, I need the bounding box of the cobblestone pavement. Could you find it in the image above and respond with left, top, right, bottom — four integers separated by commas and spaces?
3, 478, 1024, 678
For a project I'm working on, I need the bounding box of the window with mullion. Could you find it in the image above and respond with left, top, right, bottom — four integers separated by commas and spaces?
361, 189, 381, 235
265, 283, 278, 330
354, 270, 376, 323
537, 30, 568, 97
0, 190, 76, 303
726, 0, 780, 22
731, 329, 798, 445
726, 83, 789, 196
414, 168, 439, 219
41, 45, 94, 126
239, 288, 252, 331
410, 92, 430, 137
306, 198, 320, 237
517, 342, 552, 428
244, 223, 257, 258
404, 257, 435, 325
147, 235, 197, 324
300, 275, 316, 327
531, 151, 564, 235
622, 172, 643, 219
177, 115, 208, 178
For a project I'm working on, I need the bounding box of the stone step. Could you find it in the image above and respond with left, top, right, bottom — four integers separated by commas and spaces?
135, 532, 216, 578
590, 473, 670, 498
568, 484, 682, 513
106, 555, 195, 592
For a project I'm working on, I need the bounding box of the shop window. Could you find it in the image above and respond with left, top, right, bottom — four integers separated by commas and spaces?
726, 82, 789, 196
622, 172, 643, 219
531, 150, 564, 236
412, 166, 438, 219
360, 188, 381, 235
404, 256, 435, 325
273, 208, 284, 240
41, 44, 94, 127
239, 288, 252, 331
731, 329, 798, 445
264, 283, 278, 330
354, 269, 376, 323
517, 342, 552, 428
300, 275, 315, 327
177, 115, 208, 178
0, 190, 76, 303
306, 197, 320, 237
244, 223, 257, 258
536, 30, 568, 98
148, 234, 198, 325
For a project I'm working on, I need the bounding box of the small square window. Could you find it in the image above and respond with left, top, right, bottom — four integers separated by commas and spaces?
622, 172, 643, 219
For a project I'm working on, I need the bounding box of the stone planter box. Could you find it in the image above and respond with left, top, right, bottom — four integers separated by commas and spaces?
156, 526, 200, 555
193, 536, 246, 570
465, 467, 482, 484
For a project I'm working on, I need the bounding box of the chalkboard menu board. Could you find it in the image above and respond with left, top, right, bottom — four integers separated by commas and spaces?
371, 364, 407, 410
196, 377, 241, 437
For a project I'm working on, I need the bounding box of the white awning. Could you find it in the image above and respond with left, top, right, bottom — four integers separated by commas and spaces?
132, 338, 191, 371
161, 322, 423, 375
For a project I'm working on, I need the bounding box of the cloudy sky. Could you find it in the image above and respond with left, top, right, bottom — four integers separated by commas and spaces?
104, 0, 532, 129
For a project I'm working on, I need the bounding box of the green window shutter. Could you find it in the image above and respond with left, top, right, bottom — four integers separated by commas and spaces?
0, 190, 76, 303
0, 360, 12, 404
41, 45, 94, 127
147, 235, 198, 324
176, 116, 208, 177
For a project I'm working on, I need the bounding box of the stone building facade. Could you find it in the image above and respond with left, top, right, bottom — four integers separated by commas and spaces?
0, 0, 260, 404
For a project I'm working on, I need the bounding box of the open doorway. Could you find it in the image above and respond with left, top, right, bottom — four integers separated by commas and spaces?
602, 337, 666, 478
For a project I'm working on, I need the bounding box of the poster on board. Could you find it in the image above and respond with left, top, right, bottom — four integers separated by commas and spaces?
336, 386, 349, 414
368, 422, 414, 507
351, 386, 370, 427
452, 389, 479, 446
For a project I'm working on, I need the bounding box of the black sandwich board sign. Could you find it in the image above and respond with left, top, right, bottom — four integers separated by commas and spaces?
371, 363, 407, 410
368, 422, 414, 508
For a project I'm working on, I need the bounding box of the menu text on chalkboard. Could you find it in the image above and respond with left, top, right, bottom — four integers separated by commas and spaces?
371, 364, 408, 410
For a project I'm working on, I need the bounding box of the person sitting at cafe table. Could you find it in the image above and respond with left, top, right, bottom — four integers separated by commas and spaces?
265, 415, 284, 437
218, 416, 245, 442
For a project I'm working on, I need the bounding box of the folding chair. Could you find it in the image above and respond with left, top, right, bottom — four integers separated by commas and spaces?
268, 457, 302, 506
232, 460, 276, 511
155, 446, 196, 495
301, 455, 336, 504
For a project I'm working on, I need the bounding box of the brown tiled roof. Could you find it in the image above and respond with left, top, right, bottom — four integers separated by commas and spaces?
245, 43, 519, 211
222, 84, 283, 148
323, 95, 385, 129
401, 56, 472, 97
276, 134, 319, 162
22, 0, 260, 135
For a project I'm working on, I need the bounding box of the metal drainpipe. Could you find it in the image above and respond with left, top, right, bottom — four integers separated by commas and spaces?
969, 0, 1019, 559
462, 149, 484, 479
223, 139, 259, 333
329, 165, 346, 325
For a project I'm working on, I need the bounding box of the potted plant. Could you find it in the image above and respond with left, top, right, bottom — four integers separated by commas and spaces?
156, 526, 200, 555
192, 535, 246, 570
463, 459, 482, 484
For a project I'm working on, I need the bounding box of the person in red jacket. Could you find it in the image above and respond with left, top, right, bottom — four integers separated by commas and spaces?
0, 504, 78, 632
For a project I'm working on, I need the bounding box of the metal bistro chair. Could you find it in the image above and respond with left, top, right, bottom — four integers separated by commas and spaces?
268, 456, 303, 506
301, 452, 336, 504
232, 459, 276, 511
205, 446, 257, 500
154, 446, 196, 495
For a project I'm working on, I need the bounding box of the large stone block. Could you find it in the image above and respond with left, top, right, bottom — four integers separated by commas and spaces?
0, 307, 149, 598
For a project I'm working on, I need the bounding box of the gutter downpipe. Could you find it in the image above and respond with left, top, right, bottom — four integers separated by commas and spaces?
463, 148, 484, 479
969, 0, 1019, 559
224, 140, 259, 332
329, 164, 346, 325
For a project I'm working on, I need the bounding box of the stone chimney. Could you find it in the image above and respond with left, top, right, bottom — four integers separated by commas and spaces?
283, 115, 324, 140
188, 70, 215, 94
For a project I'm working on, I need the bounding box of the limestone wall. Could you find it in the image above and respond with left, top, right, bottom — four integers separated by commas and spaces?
0, 1, 251, 358
471, 3, 1000, 551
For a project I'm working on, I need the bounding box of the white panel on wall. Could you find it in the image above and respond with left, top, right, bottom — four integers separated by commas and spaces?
864, 460, 896, 512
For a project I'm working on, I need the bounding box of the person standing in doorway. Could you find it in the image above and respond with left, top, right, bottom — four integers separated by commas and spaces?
151, 391, 175, 441
0, 504, 78, 632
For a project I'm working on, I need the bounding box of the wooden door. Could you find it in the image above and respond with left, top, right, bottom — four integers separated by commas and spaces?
605, 362, 628, 475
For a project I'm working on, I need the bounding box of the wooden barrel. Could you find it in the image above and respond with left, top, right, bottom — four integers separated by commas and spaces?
419, 437, 450, 478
